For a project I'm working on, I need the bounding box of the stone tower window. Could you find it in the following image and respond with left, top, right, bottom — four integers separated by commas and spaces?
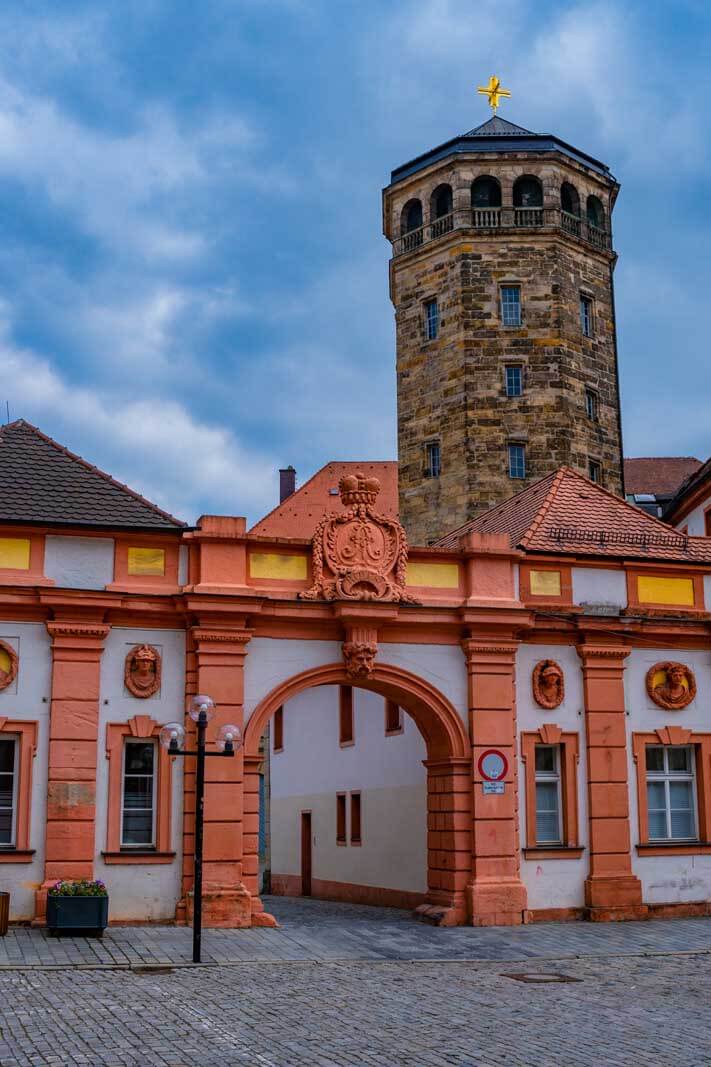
471, 176, 502, 209
513, 176, 543, 208
586, 195, 605, 231
505, 365, 523, 397
588, 459, 602, 483
430, 185, 453, 238
508, 443, 526, 479
561, 182, 580, 216
401, 199, 423, 252
424, 298, 439, 340
430, 184, 452, 219
425, 441, 441, 479
500, 286, 521, 327
580, 294, 594, 337
585, 389, 599, 421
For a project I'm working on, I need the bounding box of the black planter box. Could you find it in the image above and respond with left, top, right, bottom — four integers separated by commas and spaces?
46, 896, 109, 938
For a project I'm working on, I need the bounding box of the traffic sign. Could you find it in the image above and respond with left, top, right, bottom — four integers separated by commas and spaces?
478, 749, 509, 782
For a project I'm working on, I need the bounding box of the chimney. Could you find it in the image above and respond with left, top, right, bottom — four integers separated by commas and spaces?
279, 465, 296, 503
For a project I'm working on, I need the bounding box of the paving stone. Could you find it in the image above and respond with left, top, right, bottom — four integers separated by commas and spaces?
0, 899, 710, 1064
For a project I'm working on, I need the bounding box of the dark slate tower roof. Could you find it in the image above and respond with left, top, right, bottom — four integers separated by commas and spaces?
0, 420, 186, 530
390, 115, 615, 184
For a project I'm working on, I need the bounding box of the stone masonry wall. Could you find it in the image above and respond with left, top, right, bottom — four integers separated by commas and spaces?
388, 151, 622, 546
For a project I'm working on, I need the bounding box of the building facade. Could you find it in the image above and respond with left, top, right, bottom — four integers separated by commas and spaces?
383, 115, 625, 546
4, 419, 711, 929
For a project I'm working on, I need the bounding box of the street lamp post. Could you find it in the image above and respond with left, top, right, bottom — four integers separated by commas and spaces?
160, 695, 242, 963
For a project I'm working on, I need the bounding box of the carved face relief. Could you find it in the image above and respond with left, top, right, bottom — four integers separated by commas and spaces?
124, 644, 161, 699
532, 659, 564, 710
646, 661, 696, 710
343, 641, 378, 680
0, 640, 18, 692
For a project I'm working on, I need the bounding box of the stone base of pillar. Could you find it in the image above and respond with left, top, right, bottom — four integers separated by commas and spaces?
468, 879, 527, 927
183, 883, 279, 928
585, 875, 647, 921
585, 875, 643, 908
186, 883, 252, 928
414, 890, 468, 927
31, 880, 58, 927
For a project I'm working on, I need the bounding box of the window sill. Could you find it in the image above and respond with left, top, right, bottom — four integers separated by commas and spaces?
101, 851, 176, 865
523, 846, 584, 860
339, 740, 355, 749
385, 728, 404, 737
0, 849, 35, 863
637, 842, 711, 856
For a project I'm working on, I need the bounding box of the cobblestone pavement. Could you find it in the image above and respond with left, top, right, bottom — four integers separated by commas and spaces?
1, 896, 711, 969
1, 896, 708, 973
1, 952, 711, 1065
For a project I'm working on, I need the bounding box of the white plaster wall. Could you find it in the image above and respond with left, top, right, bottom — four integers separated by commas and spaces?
572, 567, 627, 609
517, 643, 588, 910
626, 647, 711, 904
271, 686, 427, 893
95, 627, 185, 920
244, 638, 468, 726
0, 623, 52, 919
244, 639, 342, 721
378, 643, 468, 723
178, 546, 188, 586
675, 499, 709, 537
44, 536, 115, 590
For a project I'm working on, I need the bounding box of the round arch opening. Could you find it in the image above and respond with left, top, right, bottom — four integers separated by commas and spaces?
243, 662, 471, 927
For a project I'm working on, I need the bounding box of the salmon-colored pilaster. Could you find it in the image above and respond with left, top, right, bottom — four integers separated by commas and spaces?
182, 623, 257, 928
420, 757, 472, 925
577, 644, 645, 920
35, 617, 109, 923
462, 638, 527, 926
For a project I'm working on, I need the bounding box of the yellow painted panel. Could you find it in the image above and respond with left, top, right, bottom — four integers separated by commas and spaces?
638, 575, 695, 607
0, 647, 12, 674
406, 562, 460, 589
127, 547, 166, 576
0, 537, 31, 570
249, 552, 308, 580
530, 570, 561, 596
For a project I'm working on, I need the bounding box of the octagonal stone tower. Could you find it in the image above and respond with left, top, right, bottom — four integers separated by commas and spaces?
383, 114, 624, 546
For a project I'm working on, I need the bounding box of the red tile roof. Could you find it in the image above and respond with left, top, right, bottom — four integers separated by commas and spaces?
436, 467, 711, 564
249, 461, 398, 539
624, 457, 702, 496
0, 420, 185, 530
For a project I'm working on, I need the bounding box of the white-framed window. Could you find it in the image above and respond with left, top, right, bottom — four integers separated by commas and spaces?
121, 740, 156, 847
535, 744, 562, 844
580, 294, 593, 337
585, 389, 599, 421
500, 286, 521, 326
508, 443, 526, 479
646, 746, 697, 841
505, 365, 523, 397
425, 441, 441, 478
424, 298, 439, 340
0, 737, 18, 847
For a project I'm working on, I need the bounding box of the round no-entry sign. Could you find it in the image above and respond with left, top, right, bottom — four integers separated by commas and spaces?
478, 749, 508, 782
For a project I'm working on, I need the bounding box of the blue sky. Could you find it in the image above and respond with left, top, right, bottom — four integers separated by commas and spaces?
1, 0, 709, 525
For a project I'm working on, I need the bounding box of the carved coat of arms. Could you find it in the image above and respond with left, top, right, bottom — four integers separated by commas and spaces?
299, 472, 418, 603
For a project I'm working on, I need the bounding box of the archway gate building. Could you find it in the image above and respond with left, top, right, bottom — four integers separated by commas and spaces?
2, 421, 711, 927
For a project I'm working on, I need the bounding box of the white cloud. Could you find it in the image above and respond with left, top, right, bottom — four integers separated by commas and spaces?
0, 319, 278, 524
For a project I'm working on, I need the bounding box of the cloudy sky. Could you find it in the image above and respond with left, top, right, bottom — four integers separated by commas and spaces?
1, 0, 709, 525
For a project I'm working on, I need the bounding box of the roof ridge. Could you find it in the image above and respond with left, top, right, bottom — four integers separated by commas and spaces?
519, 468, 568, 548
248, 460, 396, 534
557, 465, 688, 536
2, 420, 186, 528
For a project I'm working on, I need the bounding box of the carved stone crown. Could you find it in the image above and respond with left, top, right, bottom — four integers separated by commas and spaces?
339, 472, 381, 508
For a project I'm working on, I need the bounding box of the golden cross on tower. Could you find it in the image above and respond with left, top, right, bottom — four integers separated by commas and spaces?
477, 75, 511, 114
